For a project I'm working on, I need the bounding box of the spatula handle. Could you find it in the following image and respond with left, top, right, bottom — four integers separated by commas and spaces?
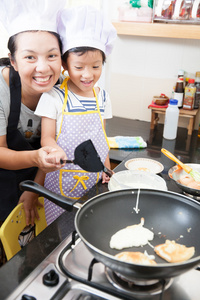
161, 148, 192, 173
103, 167, 113, 177
60, 159, 73, 164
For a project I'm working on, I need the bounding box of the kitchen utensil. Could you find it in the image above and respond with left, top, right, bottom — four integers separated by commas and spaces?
60, 139, 128, 189
168, 164, 200, 197
20, 180, 200, 281
161, 148, 200, 182
60, 139, 111, 175
108, 170, 167, 192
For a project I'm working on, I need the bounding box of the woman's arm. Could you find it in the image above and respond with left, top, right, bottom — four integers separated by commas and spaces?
0, 135, 62, 173
18, 169, 45, 226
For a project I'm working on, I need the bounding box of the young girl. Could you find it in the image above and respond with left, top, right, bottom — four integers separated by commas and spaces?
35, 5, 117, 225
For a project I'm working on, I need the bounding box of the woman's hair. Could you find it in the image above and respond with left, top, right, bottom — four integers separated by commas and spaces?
62, 47, 106, 64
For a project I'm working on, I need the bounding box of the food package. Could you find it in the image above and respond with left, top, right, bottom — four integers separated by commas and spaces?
153, 0, 200, 23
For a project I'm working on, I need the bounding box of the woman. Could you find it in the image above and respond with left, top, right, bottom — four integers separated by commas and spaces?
0, 0, 67, 225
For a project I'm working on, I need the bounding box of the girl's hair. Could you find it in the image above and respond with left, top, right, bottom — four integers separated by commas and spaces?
62, 47, 106, 64
0, 31, 63, 87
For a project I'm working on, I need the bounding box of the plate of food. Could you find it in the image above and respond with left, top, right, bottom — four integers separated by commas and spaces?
124, 158, 164, 174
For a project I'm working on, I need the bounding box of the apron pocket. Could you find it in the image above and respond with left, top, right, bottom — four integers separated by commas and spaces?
59, 169, 100, 199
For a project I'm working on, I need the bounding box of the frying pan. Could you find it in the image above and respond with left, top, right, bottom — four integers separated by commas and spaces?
20, 180, 200, 281
168, 163, 200, 197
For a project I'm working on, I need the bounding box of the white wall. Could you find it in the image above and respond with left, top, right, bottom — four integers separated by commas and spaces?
105, 0, 200, 129
1, 0, 200, 128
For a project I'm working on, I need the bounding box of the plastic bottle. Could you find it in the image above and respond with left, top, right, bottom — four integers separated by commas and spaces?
183, 78, 196, 110
174, 77, 184, 108
163, 99, 179, 140
194, 71, 200, 109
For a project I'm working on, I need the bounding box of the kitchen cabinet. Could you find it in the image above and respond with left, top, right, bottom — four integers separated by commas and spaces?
112, 21, 200, 40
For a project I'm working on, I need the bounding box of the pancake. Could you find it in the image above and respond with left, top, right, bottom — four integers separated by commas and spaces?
115, 251, 157, 265
110, 218, 154, 250
154, 240, 195, 263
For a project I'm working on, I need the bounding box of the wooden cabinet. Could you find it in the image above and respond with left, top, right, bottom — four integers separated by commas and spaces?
112, 21, 200, 40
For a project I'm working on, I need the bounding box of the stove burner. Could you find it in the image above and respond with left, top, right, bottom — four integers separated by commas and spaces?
105, 268, 173, 299
183, 191, 200, 201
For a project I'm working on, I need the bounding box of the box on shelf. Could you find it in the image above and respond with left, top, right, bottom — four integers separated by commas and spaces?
118, 1, 153, 23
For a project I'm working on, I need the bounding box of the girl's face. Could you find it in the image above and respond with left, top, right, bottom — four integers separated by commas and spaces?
11, 31, 61, 96
64, 50, 103, 96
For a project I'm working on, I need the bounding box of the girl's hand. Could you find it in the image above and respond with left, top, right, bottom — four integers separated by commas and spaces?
102, 172, 110, 184
35, 146, 66, 172
18, 191, 43, 226
44, 147, 67, 166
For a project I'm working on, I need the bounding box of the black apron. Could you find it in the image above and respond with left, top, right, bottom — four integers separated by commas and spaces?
0, 69, 39, 221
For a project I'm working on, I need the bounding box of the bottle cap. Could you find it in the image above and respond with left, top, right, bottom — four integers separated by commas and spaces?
188, 78, 195, 83
178, 69, 184, 76
169, 99, 178, 105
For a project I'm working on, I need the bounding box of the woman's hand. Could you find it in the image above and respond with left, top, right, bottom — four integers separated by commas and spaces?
35, 146, 66, 173
18, 191, 43, 226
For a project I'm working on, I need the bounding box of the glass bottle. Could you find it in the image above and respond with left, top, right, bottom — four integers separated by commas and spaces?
174, 77, 184, 108
183, 78, 196, 110
194, 72, 200, 109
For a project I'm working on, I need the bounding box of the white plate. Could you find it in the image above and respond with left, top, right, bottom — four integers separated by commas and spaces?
124, 158, 164, 174
108, 170, 167, 192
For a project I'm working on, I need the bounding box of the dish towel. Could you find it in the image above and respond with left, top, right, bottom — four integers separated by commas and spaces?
108, 136, 147, 149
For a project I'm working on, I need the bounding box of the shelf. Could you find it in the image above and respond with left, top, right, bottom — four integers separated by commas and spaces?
112, 21, 200, 40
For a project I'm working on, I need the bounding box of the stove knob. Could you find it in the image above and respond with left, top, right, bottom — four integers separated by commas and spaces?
43, 269, 59, 287
21, 295, 36, 300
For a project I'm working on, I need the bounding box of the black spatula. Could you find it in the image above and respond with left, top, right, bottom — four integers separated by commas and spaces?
60, 139, 113, 177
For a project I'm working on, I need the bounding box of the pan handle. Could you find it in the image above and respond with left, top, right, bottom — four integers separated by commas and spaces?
19, 180, 76, 211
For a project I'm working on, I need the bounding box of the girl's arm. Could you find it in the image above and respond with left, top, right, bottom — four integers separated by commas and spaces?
41, 117, 67, 164
102, 120, 112, 184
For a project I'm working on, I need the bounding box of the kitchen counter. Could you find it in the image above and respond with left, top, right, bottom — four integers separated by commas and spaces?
1, 117, 200, 299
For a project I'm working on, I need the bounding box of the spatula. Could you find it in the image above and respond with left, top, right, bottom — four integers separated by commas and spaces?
60, 139, 129, 189
161, 148, 200, 182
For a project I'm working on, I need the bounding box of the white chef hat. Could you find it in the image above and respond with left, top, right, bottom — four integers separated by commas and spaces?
0, 0, 67, 37
57, 5, 117, 56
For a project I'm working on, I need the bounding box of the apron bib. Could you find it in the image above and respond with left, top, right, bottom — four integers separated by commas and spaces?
44, 77, 109, 225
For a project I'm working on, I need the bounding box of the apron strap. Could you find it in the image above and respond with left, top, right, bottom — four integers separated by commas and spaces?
7, 67, 21, 131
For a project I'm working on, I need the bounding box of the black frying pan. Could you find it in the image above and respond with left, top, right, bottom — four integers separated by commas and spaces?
20, 180, 200, 281
169, 164, 200, 197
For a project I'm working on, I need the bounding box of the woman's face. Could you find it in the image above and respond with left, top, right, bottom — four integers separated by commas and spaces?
11, 31, 61, 95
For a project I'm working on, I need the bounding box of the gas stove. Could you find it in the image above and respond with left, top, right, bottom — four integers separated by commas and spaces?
6, 232, 200, 300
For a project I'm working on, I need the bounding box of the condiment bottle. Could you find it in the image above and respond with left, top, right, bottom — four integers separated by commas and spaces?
194, 72, 200, 109
174, 77, 184, 108
183, 78, 196, 110
163, 99, 179, 140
